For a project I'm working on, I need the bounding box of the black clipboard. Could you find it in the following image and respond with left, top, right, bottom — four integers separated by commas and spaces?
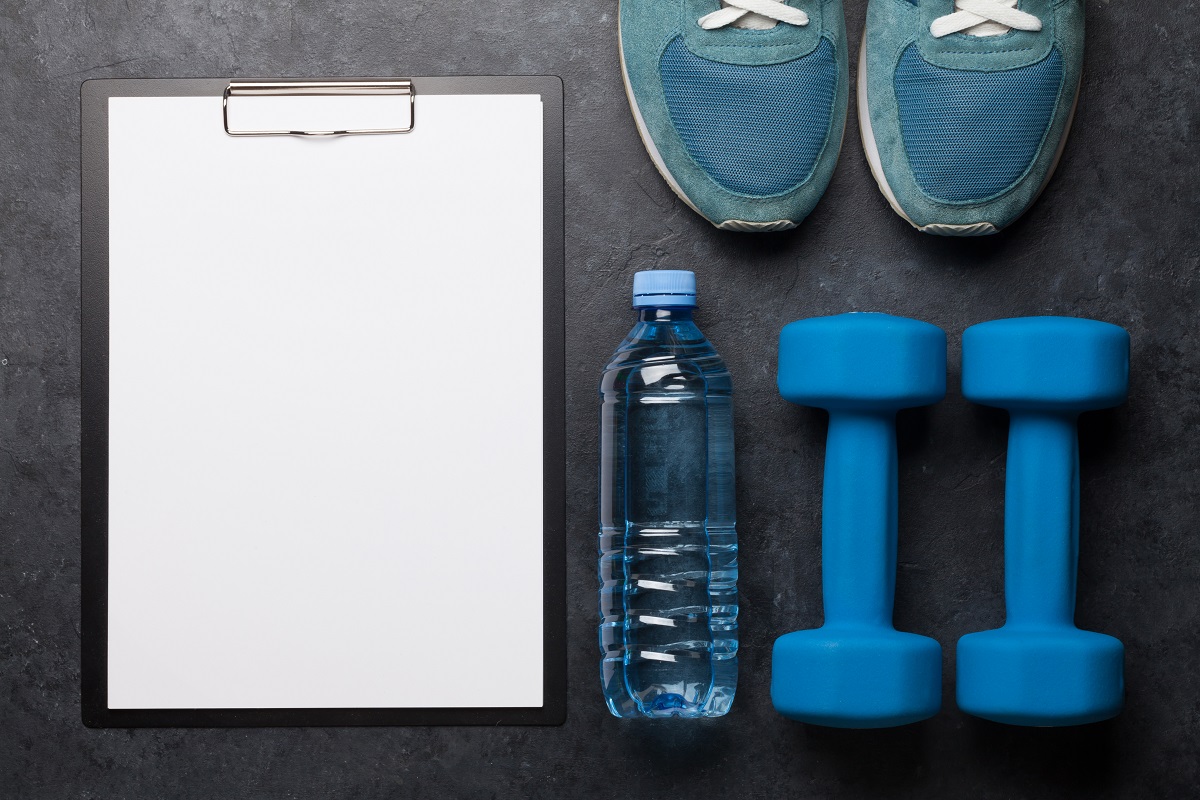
81, 77, 565, 727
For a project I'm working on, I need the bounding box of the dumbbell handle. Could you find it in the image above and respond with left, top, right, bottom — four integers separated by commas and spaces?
822, 409, 898, 627
1004, 411, 1080, 627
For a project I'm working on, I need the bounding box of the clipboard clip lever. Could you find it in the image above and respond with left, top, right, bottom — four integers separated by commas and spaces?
223, 80, 416, 137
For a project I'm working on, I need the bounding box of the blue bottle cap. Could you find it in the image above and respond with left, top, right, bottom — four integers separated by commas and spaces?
632, 270, 697, 308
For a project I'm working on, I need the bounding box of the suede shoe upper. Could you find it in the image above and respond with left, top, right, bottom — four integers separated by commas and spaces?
861, 0, 1084, 232
621, 0, 849, 230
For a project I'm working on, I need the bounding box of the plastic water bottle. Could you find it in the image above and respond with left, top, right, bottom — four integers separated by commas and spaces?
598, 270, 737, 718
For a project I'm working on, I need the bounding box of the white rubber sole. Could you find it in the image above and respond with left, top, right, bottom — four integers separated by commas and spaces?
617, 6, 799, 232
856, 33, 1080, 237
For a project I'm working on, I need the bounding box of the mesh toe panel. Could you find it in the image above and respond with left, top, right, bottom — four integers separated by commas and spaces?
659, 36, 838, 197
894, 44, 1064, 203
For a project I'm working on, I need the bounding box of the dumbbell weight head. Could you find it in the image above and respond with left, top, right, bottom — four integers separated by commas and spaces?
962, 316, 1128, 412
778, 312, 947, 411
773, 627, 944, 728
958, 316, 1129, 726
773, 313, 945, 728
957, 627, 1124, 726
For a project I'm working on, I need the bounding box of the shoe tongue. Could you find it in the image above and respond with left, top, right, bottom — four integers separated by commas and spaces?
958, 0, 1019, 37
719, 1, 778, 29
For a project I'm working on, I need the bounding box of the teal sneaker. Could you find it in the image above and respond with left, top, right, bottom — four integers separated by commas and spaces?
619, 0, 849, 231
859, 0, 1083, 235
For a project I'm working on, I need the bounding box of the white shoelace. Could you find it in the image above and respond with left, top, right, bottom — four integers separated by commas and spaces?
930, 0, 1042, 38
699, 0, 808, 31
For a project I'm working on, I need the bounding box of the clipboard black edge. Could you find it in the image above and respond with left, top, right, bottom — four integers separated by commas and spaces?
80, 76, 567, 728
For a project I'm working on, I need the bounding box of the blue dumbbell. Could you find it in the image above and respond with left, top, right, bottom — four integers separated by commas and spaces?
958, 316, 1128, 726
772, 313, 945, 728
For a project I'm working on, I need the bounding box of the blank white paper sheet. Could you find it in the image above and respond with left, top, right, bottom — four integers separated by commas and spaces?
105, 93, 545, 709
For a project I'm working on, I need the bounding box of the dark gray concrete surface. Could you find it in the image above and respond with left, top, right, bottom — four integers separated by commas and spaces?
2, 0, 1198, 797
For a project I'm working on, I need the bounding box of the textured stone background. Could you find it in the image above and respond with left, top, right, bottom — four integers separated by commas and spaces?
1, 0, 1197, 797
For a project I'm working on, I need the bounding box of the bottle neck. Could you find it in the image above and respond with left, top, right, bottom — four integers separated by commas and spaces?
636, 306, 695, 323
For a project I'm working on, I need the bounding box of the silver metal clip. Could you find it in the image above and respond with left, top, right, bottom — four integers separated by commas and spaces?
223, 80, 416, 137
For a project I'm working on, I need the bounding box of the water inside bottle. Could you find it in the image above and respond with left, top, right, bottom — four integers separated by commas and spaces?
599, 307, 737, 718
